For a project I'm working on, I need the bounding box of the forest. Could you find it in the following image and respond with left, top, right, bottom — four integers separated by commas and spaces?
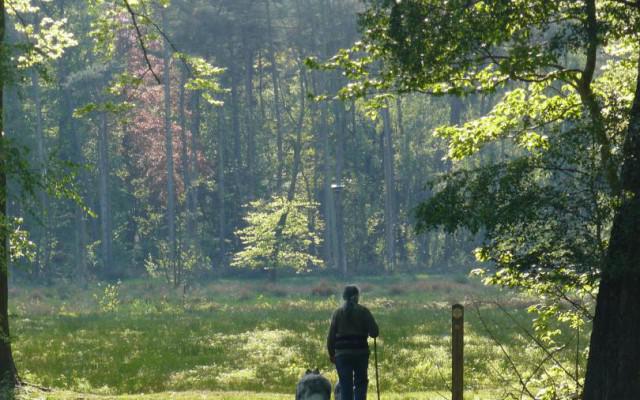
1, 0, 640, 399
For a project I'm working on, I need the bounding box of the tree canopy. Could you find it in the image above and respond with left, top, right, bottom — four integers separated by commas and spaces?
3, 0, 640, 398
325, 0, 640, 398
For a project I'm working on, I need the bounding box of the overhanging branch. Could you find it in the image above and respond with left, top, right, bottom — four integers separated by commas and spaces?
122, 0, 161, 84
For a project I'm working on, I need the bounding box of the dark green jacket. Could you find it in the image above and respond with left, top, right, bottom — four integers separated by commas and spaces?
327, 303, 379, 357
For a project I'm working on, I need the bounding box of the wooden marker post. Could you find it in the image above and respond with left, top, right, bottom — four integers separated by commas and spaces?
452, 304, 464, 400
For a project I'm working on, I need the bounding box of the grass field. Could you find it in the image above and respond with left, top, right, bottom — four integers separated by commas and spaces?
16, 387, 501, 400
17, 385, 505, 400
8, 275, 588, 399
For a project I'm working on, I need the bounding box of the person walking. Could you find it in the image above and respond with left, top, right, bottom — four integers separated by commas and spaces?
327, 285, 379, 400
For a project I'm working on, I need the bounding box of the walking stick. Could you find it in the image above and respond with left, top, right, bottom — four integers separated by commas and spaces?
374, 337, 381, 400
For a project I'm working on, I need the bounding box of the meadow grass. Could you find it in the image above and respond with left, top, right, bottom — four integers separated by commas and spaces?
17, 387, 501, 400
9, 275, 587, 399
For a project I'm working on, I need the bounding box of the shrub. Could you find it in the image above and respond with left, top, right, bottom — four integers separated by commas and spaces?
310, 281, 335, 297
235, 288, 253, 301
453, 274, 469, 285
263, 283, 288, 298
359, 283, 374, 293
387, 284, 407, 296
93, 281, 121, 313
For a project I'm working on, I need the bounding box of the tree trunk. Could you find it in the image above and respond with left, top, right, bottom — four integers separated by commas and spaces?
71, 123, 89, 280
440, 95, 464, 268
57, 62, 88, 281
269, 65, 307, 281
316, 0, 338, 272
31, 70, 52, 280
381, 104, 396, 272
0, 1, 18, 388
582, 48, 640, 400
287, 66, 306, 202
162, 8, 177, 285
230, 64, 243, 212
442, 230, 454, 269
257, 53, 266, 124
98, 112, 113, 277
333, 101, 347, 278
189, 90, 201, 217
244, 45, 257, 199
0, 222, 16, 390
74, 191, 88, 279
395, 97, 409, 264
577, 0, 620, 195
178, 69, 194, 243
216, 107, 227, 270
309, 75, 324, 266
266, 0, 284, 193
320, 101, 337, 271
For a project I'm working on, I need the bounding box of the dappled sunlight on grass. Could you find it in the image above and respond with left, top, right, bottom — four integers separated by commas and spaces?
17, 386, 502, 400
11, 275, 584, 397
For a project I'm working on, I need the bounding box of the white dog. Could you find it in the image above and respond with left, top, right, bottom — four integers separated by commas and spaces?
296, 369, 332, 400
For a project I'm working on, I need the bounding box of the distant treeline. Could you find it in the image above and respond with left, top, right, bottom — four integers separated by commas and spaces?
7, 0, 492, 286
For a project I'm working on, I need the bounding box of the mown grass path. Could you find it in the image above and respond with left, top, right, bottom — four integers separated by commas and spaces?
10, 276, 585, 398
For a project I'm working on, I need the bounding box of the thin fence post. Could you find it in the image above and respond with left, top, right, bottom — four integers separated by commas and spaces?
452, 303, 464, 400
